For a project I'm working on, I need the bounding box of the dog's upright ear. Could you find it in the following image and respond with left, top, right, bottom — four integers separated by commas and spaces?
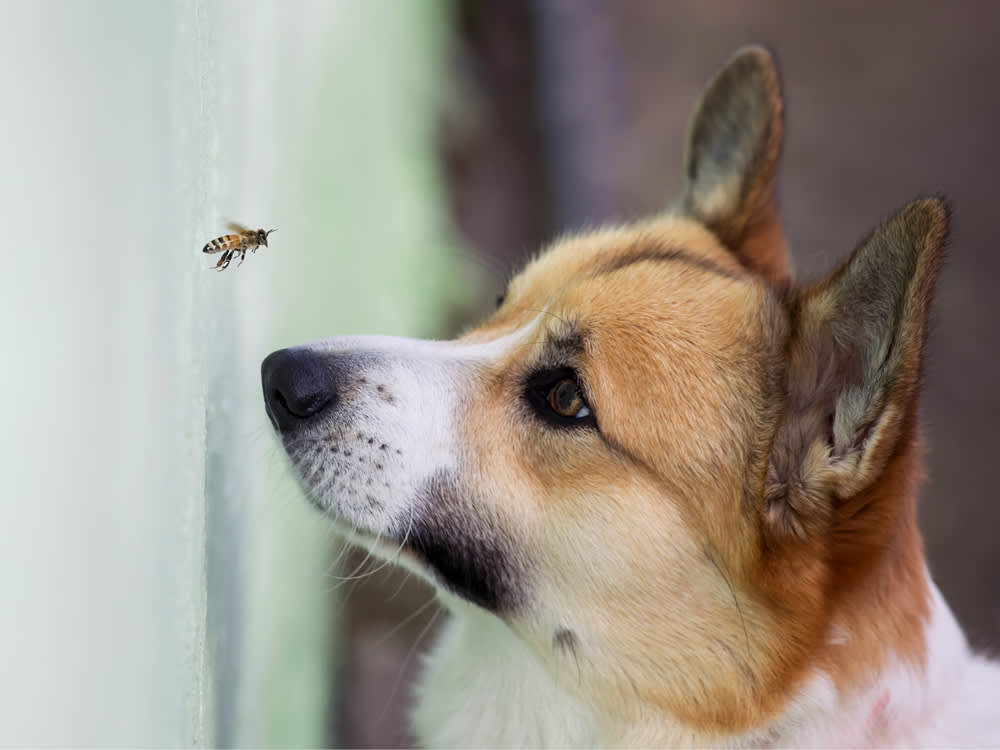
764, 199, 948, 542
676, 46, 789, 282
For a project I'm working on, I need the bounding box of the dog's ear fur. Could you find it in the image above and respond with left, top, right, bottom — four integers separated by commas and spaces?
676, 46, 789, 282
764, 199, 948, 541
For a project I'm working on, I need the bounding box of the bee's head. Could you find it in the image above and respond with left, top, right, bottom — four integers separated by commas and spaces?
260, 228, 277, 247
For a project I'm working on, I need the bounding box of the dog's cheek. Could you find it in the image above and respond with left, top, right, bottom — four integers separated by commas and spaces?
407, 469, 529, 613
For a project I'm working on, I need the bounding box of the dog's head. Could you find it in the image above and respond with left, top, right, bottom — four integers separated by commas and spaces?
262, 47, 947, 734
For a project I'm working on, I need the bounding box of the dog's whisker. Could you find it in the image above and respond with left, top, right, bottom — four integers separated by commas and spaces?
385, 508, 418, 603
392, 504, 416, 563
707, 549, 752, 671
326, 524, 370, 598
351, 527, 389, 578
372, 591, 439, 651
384, 564, 416, 603
448, 245, 514, 281
328, 551, 392, 584
503, 302, 572, 330
375, 606, 443, 730
321, 531, 356, 580
326, 523, 378, 582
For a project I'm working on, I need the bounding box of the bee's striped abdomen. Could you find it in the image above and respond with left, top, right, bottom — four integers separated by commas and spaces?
203, 234, 241, 254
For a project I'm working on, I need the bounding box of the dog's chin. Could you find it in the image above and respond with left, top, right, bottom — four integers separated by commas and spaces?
329, 519, 452, 596
336, 522, 406, 559
280, 451, 432, 581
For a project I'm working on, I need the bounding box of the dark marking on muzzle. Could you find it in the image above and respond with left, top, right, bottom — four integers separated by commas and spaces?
407, 470, 526, 613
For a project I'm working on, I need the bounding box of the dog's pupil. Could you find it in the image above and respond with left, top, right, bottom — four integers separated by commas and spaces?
551, 379, 581, 416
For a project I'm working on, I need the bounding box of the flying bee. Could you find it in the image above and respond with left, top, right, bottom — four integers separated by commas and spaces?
203, 223, 276, 270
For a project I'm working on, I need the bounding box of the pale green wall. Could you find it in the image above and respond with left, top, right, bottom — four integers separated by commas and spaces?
0, 1, 461, 745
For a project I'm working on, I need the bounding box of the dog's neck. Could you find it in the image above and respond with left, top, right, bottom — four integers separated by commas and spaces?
409, 444, 986, 747
411, 578, 981, 748
411, 598, 602, 747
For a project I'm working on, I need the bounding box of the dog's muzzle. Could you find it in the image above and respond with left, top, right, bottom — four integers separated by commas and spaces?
260, 339, 527, 612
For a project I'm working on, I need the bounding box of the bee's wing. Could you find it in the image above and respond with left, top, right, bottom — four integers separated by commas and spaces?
226, 221, 249, 234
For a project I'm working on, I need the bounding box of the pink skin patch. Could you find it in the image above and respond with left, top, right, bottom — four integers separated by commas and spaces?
865, 691, 891, 737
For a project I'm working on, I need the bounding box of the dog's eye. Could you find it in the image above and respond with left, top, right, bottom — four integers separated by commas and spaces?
525, 369, 596, 428
548, 378, 591, 419
495, 294, 506, 309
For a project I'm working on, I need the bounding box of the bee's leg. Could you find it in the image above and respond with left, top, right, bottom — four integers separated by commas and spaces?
237, 247, 247, 266
215, 251, 231, 270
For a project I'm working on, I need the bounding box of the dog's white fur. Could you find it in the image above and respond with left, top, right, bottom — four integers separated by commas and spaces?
265, 47, 1000, 747
416, 582, 999, 748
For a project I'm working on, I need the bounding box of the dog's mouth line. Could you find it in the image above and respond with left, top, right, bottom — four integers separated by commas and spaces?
332, 522, 439, 586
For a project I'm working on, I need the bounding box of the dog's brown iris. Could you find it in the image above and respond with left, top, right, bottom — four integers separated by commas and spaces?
548, 378, 588, 418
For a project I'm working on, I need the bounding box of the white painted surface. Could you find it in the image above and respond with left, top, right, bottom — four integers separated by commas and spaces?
0, 1, 457, 745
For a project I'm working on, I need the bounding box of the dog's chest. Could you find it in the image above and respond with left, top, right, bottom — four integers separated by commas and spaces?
410, 609, 601, 748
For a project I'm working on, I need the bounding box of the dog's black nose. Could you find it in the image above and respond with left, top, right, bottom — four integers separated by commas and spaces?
261, 347, 336, 431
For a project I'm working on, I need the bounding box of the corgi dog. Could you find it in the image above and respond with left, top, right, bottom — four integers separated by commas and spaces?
262, 47, 1000, 747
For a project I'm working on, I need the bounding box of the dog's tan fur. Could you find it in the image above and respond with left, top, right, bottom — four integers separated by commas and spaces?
264, 46, 998, 745
448, 48, 945, 733
458, 218, 791, 730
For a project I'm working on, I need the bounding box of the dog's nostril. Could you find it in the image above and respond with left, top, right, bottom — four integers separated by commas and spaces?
269, 378, 333, 420
275, 387, 331, 419
272, 388, 290, 414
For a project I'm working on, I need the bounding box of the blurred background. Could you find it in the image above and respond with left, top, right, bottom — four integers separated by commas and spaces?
1, 1, 997, 747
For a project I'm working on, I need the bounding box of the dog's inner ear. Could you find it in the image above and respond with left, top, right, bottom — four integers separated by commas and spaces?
764, 199, 948, 541
675, 46, 789, 282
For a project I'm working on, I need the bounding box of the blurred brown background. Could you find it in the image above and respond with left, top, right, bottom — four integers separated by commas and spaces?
335, 2, 1000, 746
